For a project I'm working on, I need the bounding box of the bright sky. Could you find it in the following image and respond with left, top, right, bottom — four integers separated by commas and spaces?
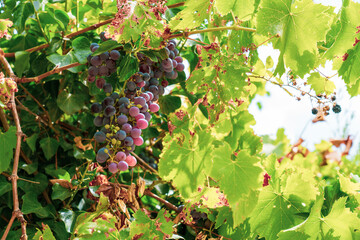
249, 0, 360, 157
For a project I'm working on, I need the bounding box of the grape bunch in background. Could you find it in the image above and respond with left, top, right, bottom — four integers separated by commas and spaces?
88, 40, 184, 174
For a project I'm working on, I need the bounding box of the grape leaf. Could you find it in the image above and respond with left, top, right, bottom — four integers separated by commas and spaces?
211, 143, 262, 226
339, 42, 360, 96
307, 72, 336, 95
214, 0, 254, 20
40, 137, 59, 160
257, 0, 334, 76
14, 51, 30, 76
57, 90, 86, 115
159, 130, 213, 199
169, 0, 211, 30
324, 1, 360, 59
33, 224, 56, 240
339, 173, 360, 205
0, 126, 17, 173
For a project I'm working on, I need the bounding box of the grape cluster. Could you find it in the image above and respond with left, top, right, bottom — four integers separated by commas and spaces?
87, 43, 121, 91
138, 152, 158, 170
89, 39, 185, 174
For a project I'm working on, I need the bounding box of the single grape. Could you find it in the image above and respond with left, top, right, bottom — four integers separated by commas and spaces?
143, 73, 150, 81
104, 106, 116, 117
137, 81, 145, 88
99, 65, 109, 76
127, 81, 137, 91
169, 51, 175, 59
332, 104, 341, 113
96, 78, 106, 89
87, 75, 96, 83
117, 115, 128, 125
110, 92, 120, 100
150, 78, 159, 86
164, 47, 170, 57
122, 123, 132, 133
94, 131, 106, 143
129, 106, 140, 117
140, 93, 150, 102
119, 97, 130, 105
158, 85, 165, 95
90, 43, 99, 51
100, 32, 108, 41
96, 147, 109, 163
100, 52, 110, 61
108, 162, 118, 173
134, 73, 144, 83
146, 91, 154, 101
161, 58, 172, 68
88, 66, 99, 76
117, 161, 129, 171
140, 103, 148, 113
119, 104, 129, 114
149, 85, 159, 95
124, 136, 134, 146
175, 56, 183, 63
106, 59, 116, 69
131, 128, 141, 138
167, 42, 175, 51
140, 64, 150, 73
115, 151, 127, 162
144, 112, 152, 122
176, 63, 185, 72
173, 48, 179, 56
169, 71, 178, 80
103, 83, 113, 93
125, 155, 137, 167
91, 103, 102, 113
135, 113, 145, 121
165, 71, 175, 79
149, 103, 160, 113
172, 59, 178, 68
161, 80, 169, 87
94, 116, 104, 127
103, 97, 114, 106
115, 130, 127, 140
102, 117, 110, 125
91, 55, 102, 66
311, 108, 318, 115
133, 136, 144, 146
110, 50, 120, 60
136, 119, 149, 129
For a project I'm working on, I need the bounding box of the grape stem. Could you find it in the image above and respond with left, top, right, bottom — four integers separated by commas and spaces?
0, 53, 28, 240
131, 152, 158, 174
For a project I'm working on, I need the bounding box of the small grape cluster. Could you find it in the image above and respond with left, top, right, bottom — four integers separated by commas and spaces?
88, 39, 184, 174
311, 95, 341, 116
138, 152, 158, 170
87, 43, 121, 92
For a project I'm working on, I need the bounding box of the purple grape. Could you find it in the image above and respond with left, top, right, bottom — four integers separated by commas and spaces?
100, 52, 110, 61
159, 85, 165, 95
115, 151, 126, 161
122, 123, 132, 133
94, 116, 104, 127
94, 131, 106, 143
119, 104, 129, 114
129, 107, 140, 117
154, 70, 162, 78
119, 97, 130, 105
150, 78, 159, 86
172, 59, 178, 68
133, 137, 144, 146
104, 106, 116, 117
88, 66, 99, 76
175, 56, 183, 63
106, 59, 116, 69
103, 83, 113, 93
135, 113, 145, 120
96, 78, 106, 89
169, 71, 178, 80
143, 73, 150, 81
117, 161, 129, 171
169, 51, 175, 59
139, 64, 150, 73
110, 50, 120, 60
125, 155, 137, 167
102, 117, 110, 125
110, 92, 120, 100
108, 162, 118, 173
165, 71, 175, 79
131, 128, 141, 138
140, 103, 148, 113
99, 66, 109, 76
140, 93, 150, 102
124, 137, 134, 146
137, 81, 145, 88
146, 92, 154, 101
137, 119, 148, 129
149, 103, 160, 113
161, 58, 172, 68
134, 97, 146, 107
90, 43, 99, 51
149, 85, 159, 95
115, 130, 126, 140
117, 115, 128, 125
91, 103, 102, 113
174, 48, 179, 56
167, 42, 175, 51
87, 75, 96, 83
96, 147, 109, 163
127, 81, 137, 91
103, 97, 114, 106
144, 112, 152, 122
176, 63, 185, 72
91, 56, 102, 66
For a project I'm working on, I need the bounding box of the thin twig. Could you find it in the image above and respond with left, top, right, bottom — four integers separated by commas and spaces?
144, 189, 178, 212
131, 152, 158, 174
0, 51, 28, 240
167, 2, 185, 8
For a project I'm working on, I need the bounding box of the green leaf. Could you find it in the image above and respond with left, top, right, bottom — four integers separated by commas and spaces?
13, 2, 34, 32
40, 137, 59, 160
47, 53, 81, 73
0, 126, 17, 173
215, 0, 254, 20
158, 95, 181, 114
0, 175, 12, 196
54, 9, 70, 30
72, 36, 91, 64
169, 0, 211, 30
22, 192, 50, 218
339, 173, 360, 205
14, 51, 30, 76
257, 0, 334, 76
307, 72, 336, 95
324, 1, 360, 59
26, 133, 39, 153
33, 224, 56, 240
211, 143, 262, 226
51, 183, 72, 201
92, 40, 122, 55
59, 209, 76, 233
159, 130, 213, 199
20, 162, 38, 175
339, 42, 360, 96
130, 209, 173, 239
56, 90, 85, 114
